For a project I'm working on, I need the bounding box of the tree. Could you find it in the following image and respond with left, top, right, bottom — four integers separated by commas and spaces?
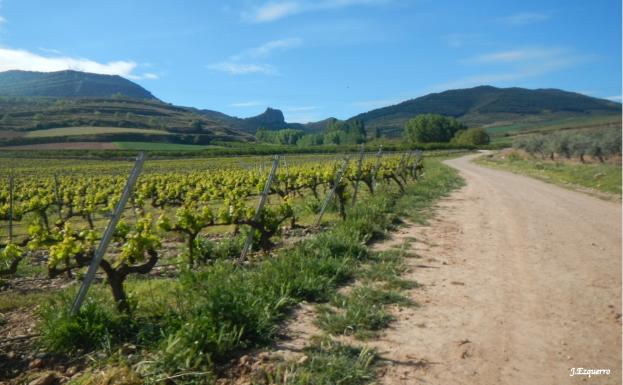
451, 127, 490, 146
404, 114, 466, 143
189, 120, 204, 131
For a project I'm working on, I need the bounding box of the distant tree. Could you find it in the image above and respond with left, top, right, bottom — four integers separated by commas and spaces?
451, 127, 490, 146
189, 120, 204, 130
404, 114, 466, 143
1, 114, 11, 126
324, 119, 366, 144
374, 126, 381, 139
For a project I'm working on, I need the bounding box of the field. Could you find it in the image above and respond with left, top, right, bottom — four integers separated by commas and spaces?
25, 126, 170, 138
0, 150, 464, 384
485, 115, 622, 144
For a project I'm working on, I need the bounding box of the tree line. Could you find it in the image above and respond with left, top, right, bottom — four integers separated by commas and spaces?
513, 127, 621, 162
256, 114, 490, 147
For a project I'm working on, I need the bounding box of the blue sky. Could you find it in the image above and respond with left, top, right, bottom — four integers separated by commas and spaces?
0, 0, 620, 122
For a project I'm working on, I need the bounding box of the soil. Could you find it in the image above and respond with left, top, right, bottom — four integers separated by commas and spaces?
370, 153, 622, 384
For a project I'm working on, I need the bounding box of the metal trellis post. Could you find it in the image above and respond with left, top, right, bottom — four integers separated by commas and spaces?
71, 152, 146, 315
351, 144, 365, 205
315, 158, 350, 227
371, 145, 383, 192
240, 155, 279, 260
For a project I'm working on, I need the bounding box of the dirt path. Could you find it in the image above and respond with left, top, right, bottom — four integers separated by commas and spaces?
376, 153, 622, 385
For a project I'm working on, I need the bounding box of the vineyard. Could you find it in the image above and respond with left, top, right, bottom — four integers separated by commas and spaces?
0, 149, 463, 384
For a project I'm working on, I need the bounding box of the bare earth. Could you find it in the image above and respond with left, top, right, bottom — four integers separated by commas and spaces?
375, 154, 622, 385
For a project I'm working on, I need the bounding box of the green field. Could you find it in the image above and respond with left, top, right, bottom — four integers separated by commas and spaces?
26, 126, 170, 138
485, 115, 621, 138
476, 154, 622, 197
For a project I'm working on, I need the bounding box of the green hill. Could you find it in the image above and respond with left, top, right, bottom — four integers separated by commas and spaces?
198, 107, 291, 133
348, 86, 622, 136
0, 70, 157, 100
0, 96, 254, 147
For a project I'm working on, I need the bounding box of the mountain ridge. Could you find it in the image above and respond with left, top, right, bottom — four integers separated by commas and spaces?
0, 70, 158, 100
0, 70, 620, 146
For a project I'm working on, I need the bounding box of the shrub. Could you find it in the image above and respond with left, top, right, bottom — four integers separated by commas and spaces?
404, 114, 466, 143
451, 127, 490, 146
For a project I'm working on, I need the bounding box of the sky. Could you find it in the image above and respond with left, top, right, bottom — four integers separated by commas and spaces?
0, 0, 620, 122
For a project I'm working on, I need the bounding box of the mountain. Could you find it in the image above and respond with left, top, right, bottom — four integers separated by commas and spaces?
0, 70, 157, 100
199, 107, 292, 133
348, 86, 622, 135
1, 70, 620, 149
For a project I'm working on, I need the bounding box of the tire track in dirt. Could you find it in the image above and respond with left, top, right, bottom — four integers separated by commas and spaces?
373, 154, 621, 385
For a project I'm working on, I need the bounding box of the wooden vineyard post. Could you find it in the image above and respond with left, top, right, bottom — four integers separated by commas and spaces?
240, 156, 279, 260
371, 145, 383, 192
315, 158, 350, 227
8, 175, 13, 243
71, 152, 146, 315
351, 144, 365, 205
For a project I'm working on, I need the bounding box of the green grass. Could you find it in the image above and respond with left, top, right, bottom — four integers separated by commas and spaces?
113, 141, 221, 151
270, 338, 377, 385
315, 286, 414, 339
0, 289, 57, 312
26, 126, 170, 138
476, 155, 622, 197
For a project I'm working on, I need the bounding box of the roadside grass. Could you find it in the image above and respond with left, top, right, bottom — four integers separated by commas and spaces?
269, 337, 377, 385
36, 158, 463, 384
476, 154, 622, 197
357, 248, 419, 290
315, 285, 414, 339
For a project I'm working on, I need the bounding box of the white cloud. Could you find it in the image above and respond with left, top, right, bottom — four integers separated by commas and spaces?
244, 0, 389, 23
465, 47, 567, 64
235, 38, 302, 60
207, 61, 276, 75
230, 100, 265, 107
502, 12, 549, 26
606, 95, 622, 101
209, 38, 301, 76
434, 46, 594, 91
0, 47, 142, 77
250, 1, 301, 23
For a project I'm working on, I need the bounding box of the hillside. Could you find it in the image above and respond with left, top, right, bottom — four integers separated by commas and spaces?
349, 86, 622, 136
0, 96, 254, 146
0, 70, 157, 100
199, 107, 291, 133
1, 70, 621, 150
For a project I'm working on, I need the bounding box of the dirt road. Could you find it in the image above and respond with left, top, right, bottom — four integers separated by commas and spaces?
377, 154, 622, 385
